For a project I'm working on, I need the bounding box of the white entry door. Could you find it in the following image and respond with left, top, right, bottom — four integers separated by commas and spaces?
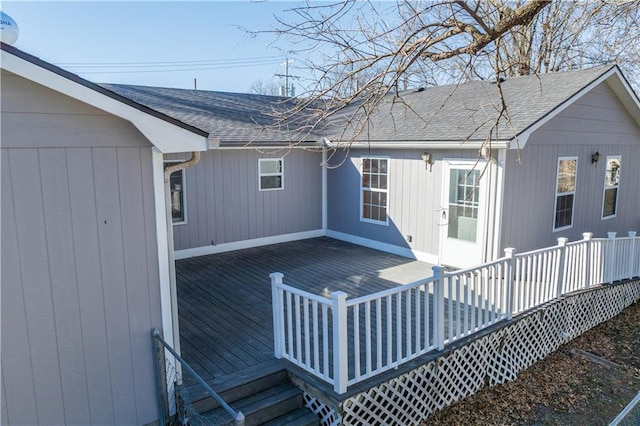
439, 159, 488, 268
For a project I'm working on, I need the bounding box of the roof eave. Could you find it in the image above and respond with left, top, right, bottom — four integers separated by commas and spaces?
1, 43, 209, 154
508, 65, 639, 150
326, 140, 510, 150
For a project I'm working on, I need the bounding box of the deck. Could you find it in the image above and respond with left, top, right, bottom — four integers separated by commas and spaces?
176, 237, 433, 385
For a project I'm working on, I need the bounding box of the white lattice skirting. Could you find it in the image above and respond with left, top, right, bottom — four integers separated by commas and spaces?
303, 279, 640, 426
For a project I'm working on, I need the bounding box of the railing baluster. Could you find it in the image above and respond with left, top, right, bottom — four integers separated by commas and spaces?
286, 292, 293, 357
405, 289, 412, 358
303, 296, 310, 369
353, 304, 360, 380
295, 294, 302, 364
415, 287, 421, 353
376, 297, 382, 370
322, 304, 328, 379
365, 301, 372, 375
312, 301, 319, 373
386, 294, 393, 366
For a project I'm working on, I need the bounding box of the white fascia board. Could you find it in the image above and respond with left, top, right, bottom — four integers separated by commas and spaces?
326, 140, 510, 150
509, 67, 636, 150
1, 50, 208, 154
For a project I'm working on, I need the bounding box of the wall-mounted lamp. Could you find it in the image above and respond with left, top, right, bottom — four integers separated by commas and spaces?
591, 151, 600, 165
422, 152, 432, 170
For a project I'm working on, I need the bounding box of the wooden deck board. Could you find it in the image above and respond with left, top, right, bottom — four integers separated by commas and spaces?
176, 237, 434, 384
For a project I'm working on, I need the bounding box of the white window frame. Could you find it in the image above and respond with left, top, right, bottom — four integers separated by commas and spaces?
258, 158, 284, 191
164, 161, 187, 226
553, 156, 578, 232
359, 156, 389, 226
601, 155, 621, 220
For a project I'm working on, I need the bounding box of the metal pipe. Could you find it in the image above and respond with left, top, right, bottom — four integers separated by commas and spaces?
152, 328, 242, 421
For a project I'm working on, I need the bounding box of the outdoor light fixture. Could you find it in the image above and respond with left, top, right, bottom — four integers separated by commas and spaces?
422, 152, 432, 169
591, 151, 601, 165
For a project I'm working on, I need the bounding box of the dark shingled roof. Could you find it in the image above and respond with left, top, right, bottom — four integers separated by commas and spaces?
100, 84, 321, 147
328, 65, 616, 144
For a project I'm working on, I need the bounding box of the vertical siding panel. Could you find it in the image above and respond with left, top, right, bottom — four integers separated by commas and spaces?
39, 149, 91, 425
117, 147, 158, 423
1, 377, 10, 426
213, 151, 225, 244
195, 153, 208, 247
240, 150, 251, 239
222, 152, 233, 243
67, 148, 115, 424
408, 156, 419, 247
10, 149, 66, 424
247, 150, 258, 239
1, 151, 39, 426
204, 151, 216, 245
92, 148, 137, 425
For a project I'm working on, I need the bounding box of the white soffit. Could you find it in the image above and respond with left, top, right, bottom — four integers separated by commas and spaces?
1, 49, 209, 154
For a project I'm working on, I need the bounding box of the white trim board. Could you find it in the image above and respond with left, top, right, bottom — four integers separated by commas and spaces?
325, 230, 440, 265
174, 229, 325, 260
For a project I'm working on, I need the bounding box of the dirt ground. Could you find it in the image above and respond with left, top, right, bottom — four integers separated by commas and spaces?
425, 301, 640, 426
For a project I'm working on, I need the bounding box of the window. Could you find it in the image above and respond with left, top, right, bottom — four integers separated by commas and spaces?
554, 157, 577, 231
361, 157, 388, 224
602, 156, 621, 219
164, 162, 186, 224
259, 158, 283, 191
448, 169, 481, 242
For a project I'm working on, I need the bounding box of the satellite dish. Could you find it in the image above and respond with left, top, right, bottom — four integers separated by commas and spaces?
0, 11, 19, 45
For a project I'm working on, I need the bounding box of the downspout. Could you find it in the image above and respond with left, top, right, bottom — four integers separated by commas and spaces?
163, 151, 201, 357
321, 138, 329, 233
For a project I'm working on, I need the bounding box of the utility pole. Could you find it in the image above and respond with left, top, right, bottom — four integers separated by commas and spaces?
275, 58, 297, 97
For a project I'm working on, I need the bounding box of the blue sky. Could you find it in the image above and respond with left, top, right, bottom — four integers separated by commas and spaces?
2, 1, 310, 93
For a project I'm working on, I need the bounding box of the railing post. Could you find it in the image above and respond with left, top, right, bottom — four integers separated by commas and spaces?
331, 291, 348, 394
607, 232, 617, 283
270, 272, 285, 359
556, 238, 569, 298
504, 248, 516, 320
583, 232, 593, 288
432, 265, 446, 351
628, 231, 637, 279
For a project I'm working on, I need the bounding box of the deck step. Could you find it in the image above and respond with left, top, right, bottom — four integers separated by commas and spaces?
201, 383, 305, 425
261, 407, 320, 426
184, 365, 318, 425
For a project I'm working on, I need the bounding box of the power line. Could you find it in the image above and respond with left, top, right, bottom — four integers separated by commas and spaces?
56, 55, 284, 67
55, 56, 286, 74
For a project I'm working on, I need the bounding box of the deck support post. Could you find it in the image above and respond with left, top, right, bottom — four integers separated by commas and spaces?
432, 266, 446, 351
332, 291, 348, 394
582, 233, 593, 289
607, 232, 617, 283
556, 238, 569, 298
270, 272, 285, 359
504, 248, 516, 320
627, 231, 637, 278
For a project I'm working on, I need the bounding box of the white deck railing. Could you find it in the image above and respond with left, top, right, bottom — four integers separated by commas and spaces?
271, 231, 640, 394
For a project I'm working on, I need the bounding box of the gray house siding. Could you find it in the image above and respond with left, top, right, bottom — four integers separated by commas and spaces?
501, 81, 640, 253
168, 148, 323, 252
327, 148, 481, 259
1, 73, 162, 425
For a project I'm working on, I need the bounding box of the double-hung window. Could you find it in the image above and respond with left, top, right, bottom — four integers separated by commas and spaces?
554, 157, 577, 231
602, 156, 621, 219
164, 161, 186, 224
361, 157, 388, 224
259, 158, 283, 191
